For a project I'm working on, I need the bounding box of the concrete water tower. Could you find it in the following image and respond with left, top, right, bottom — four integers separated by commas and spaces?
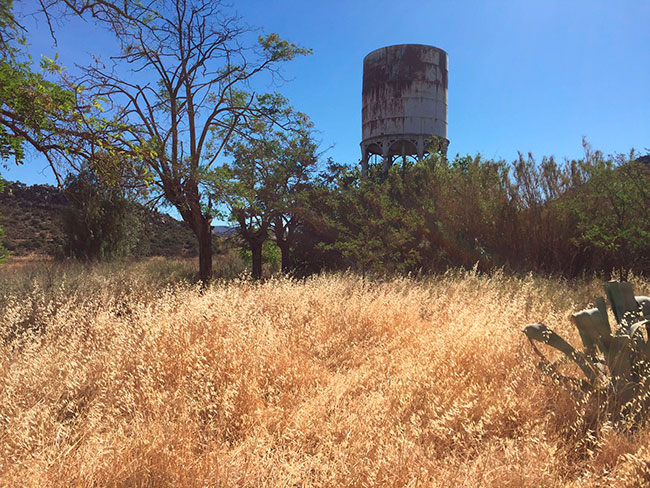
361, 44, 449, 177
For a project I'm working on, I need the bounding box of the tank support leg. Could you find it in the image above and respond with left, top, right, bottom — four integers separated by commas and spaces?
417, 137, 425, 160
381, 142, 391, 176
361, 146, 368, 179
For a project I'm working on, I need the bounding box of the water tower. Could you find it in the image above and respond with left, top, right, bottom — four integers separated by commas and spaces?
361, 44, 448, 176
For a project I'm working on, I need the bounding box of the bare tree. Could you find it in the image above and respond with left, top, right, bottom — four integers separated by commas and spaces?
39, 0, 309, 281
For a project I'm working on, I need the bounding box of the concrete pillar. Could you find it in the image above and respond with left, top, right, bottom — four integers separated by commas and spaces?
361, 145, 368, 179
417, 137, 425, 160
381, 141, 391, 175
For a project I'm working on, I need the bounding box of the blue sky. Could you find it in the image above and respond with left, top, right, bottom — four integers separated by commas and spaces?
5, 0, 650, 187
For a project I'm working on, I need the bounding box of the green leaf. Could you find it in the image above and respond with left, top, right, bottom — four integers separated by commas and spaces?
522, 322, 598, 384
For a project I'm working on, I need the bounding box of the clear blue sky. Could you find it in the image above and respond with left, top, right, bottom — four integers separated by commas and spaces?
5, 0, 650, 187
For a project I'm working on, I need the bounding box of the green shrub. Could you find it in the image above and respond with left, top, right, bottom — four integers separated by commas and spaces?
62, 167, 143, 261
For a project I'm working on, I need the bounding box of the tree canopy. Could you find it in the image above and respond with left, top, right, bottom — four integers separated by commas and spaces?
1, 0, 119, 195
31, 0, 311, 281
214, 97, 318, 278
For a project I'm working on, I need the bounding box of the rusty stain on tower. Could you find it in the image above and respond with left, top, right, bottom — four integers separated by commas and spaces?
361, 44, 449, 177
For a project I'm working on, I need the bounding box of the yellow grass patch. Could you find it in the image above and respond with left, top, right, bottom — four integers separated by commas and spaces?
1, 267, 649, 487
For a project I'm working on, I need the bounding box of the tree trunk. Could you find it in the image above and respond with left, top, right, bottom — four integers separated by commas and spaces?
251, 240, 263, 280
197, 220, 213, 283
272, 216, 296, 275
278, 240, 291, 274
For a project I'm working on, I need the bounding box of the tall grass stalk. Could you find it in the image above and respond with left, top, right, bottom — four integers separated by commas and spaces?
1, 264, 650, 486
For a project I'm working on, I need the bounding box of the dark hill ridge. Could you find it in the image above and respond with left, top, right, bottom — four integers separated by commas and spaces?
0, 181, 202, 257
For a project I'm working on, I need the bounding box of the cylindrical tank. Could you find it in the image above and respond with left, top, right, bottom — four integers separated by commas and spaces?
361, 44, 448, 174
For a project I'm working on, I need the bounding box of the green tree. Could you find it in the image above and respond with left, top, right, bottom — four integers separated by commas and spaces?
40, 0, 310, 282
62, 164, 142, 261
565, 147, 650, 279
267, 120, 319, 273
0, 1, 98, 177
216, 99, 316, 278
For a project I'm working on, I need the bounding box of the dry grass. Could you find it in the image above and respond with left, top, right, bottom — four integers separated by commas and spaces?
2, 264, 650, 487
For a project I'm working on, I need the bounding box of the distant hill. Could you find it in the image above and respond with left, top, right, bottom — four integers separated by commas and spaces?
212, 225, 237, 237
0, 181, 209, 257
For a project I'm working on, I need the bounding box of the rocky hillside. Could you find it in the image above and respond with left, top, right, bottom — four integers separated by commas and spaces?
0, 181, 203, 257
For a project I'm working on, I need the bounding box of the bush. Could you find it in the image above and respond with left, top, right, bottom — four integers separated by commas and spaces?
61, 167, 143, 261
299, 143, 650, 278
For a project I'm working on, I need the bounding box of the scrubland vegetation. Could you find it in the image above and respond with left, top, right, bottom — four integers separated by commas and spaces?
2, 261, 650, 487
2, 1, 650, 486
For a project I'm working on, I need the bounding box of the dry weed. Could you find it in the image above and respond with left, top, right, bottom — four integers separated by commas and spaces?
1, 266, 649, 487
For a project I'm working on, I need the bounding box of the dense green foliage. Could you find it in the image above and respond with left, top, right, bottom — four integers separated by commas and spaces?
238, 240, 281, 275
297, 143, 650, 278
61, 167, 143, 261
215, 99, 318, 278
565, 153, 650, 279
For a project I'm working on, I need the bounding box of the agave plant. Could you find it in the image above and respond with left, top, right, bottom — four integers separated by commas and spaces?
523, 282, 650, 427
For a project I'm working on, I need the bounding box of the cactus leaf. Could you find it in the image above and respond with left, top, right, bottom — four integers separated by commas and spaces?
595, 296, 612, 336
607, 336, 633, 380
644, 333, 650, 360
627, 320, 648, 342
523, 323, 599, 384
605, 282, 639, 326
572, 308, 608, 356
635, 296, 650, 319
524, 282, 650, 429
523, 323, 574, 356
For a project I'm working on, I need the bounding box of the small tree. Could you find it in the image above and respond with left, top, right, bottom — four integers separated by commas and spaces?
62, 166, 142, 261
565, 146, 650, 279
37, 0, 310, 282
216, 100, 317, 278
268, 125, 318, 273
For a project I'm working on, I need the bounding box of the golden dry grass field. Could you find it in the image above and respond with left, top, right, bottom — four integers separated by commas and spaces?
1, 260, 650, 487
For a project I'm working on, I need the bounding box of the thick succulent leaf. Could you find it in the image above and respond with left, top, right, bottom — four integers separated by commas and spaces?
523, 323, 598, 383
644, 333, 650, 360
607, 336, 633, 381
523, 323, 574, 355
627, 320, 648, 343
595, 296, 612, 336
605, 282, 639, 326
572, 308, 609, 356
